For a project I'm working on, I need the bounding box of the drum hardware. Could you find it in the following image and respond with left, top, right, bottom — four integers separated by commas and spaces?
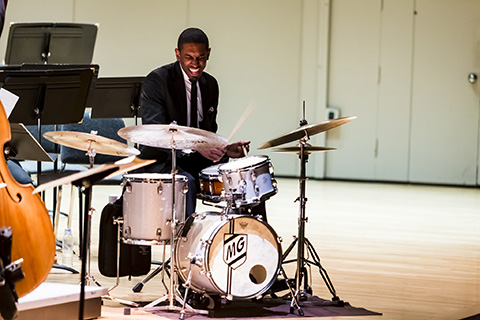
119, 122, 211, 318
132, 258, 170, 293
259, 113, 356, 311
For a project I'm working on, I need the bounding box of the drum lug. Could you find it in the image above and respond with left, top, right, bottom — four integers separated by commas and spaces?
156, 228, 162, 238
277, 236, 283, 243
125, 182, 132, 193
157, 183, 163, 195
250, 169, 257, 183
124, 226, 131, 237
254, 184, 260, 197
201, 239, 212, 246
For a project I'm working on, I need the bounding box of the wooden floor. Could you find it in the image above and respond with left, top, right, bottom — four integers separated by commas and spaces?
42, 178, 480, 320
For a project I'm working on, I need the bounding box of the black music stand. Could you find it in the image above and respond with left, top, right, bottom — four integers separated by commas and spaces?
90, 77, 144, 124
14, 64, 100, 108
1, 68, 93, 126
4, 22, 98, 65
8, 123, 52, 162
1, 68, 93, 180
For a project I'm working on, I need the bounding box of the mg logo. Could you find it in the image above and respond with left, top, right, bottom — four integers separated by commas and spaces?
223, 234, 247, 269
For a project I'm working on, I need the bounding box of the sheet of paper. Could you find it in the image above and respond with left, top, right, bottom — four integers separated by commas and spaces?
0, 88, 19, 118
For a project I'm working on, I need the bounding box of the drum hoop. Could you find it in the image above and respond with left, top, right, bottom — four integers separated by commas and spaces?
218, 156, 270, 173
123, 173, 188, 183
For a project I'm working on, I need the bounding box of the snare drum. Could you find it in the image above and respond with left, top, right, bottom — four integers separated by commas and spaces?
219, 156, 277, 207
198, 164, 224, 203
175, 212, 281, 299
122, 173, 188, 245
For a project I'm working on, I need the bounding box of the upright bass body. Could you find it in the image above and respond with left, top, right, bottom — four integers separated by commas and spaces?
0, 102, 55, 297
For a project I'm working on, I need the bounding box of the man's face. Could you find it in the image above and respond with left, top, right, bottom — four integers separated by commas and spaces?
175, 42, 210, 80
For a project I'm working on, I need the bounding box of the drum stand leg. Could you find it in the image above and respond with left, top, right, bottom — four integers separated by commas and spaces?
102, 218, 139, 307
132, 260, 168, 293
132, 243, 171, 294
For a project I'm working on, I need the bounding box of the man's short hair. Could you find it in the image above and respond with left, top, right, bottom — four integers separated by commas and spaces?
177, 27, 209, 50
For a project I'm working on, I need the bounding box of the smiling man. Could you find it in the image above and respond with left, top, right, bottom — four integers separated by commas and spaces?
140, 27, 249, 216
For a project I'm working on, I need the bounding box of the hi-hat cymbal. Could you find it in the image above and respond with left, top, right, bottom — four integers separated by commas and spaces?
272, 146, 336, 154
43, 131, 140, 157
258, 116, 356, 149
118, 123, 228, 150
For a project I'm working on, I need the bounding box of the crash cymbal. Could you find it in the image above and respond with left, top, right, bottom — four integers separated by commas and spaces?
43, 131, 140, 157
118, 123, 228, 150
258, 116, 356, 149
33, 156, 155, 194
272, 146, 336, 154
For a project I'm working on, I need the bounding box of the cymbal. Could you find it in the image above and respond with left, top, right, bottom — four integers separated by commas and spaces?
258, 116, 356, 149
272, 146, 336, 154
117, 123, 228, 150
43, 131, 140, 157
33, 156, 155, 194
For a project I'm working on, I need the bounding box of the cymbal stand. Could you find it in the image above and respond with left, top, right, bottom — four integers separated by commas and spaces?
143, 124, 208, 319
83, 132, 102, 287
281, 125, 342, 306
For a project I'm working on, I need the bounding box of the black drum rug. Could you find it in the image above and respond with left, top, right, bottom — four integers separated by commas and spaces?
147, 296, 382, 319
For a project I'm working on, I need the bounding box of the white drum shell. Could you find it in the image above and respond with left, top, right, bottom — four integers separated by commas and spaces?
219, 156, 277, 207
122, 173, 187, 245
175, 212, 281, 299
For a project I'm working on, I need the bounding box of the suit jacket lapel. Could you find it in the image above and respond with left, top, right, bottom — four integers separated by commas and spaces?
173, 61, 188, 125
198, 75, 210, 130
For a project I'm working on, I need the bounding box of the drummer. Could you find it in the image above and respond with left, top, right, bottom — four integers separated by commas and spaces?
139, 27, 248, 216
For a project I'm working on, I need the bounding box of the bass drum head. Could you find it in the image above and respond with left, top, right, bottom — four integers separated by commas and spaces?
176, 213, 281, 299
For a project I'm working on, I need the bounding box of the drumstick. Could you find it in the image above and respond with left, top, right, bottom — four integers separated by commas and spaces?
242, 144, 248, 157
227, 99, 256, 142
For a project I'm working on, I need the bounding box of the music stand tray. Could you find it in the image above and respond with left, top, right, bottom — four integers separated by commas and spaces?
0, 68, 94, 125
9, 123, 52, 162
90, 77, 144, 119
4, 22, 98, 65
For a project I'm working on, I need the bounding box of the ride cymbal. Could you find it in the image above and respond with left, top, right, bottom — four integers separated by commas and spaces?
258, 116, 356, 149
43, 131, 140, 157
117, 123, 228, 150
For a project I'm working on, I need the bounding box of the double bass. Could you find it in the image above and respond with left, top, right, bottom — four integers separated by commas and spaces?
0, 101, 55, 298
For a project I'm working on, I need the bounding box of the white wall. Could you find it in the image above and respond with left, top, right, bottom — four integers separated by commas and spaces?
3, 0, 478, 185
0, 0, 332, 178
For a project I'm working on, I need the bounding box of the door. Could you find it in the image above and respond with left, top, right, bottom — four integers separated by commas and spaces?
408, 0, 480, 185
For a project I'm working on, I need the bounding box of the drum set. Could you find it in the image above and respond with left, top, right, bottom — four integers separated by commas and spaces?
38, 115, 355, 319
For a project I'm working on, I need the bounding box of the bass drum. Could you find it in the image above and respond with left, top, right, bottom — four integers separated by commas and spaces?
175, 212, 281, 299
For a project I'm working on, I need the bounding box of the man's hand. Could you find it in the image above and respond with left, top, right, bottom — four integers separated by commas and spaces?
226, 141, 250, 158
197, 147, 225, 162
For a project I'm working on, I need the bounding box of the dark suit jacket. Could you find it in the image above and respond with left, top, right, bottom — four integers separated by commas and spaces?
139, 61, 220, 175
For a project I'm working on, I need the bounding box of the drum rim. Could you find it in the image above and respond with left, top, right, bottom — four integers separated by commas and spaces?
218, 155, 270, 172
122, 173, 188, 182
